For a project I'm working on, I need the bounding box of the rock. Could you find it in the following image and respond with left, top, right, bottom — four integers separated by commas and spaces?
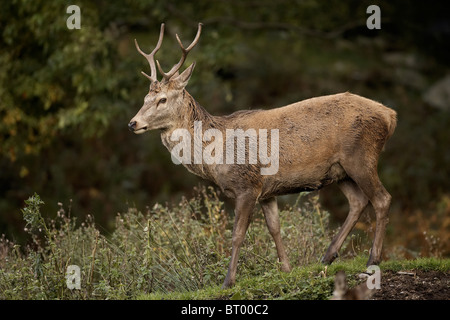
423, 74, 450, 111
395, 68, 426, 90
383, 52, 420, 69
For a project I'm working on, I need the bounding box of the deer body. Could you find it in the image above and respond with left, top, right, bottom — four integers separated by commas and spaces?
129, 23, 397, 288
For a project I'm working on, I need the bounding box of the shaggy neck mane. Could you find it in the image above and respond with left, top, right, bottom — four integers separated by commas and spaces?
182, 90, 222, 130
160, 90, 223, 181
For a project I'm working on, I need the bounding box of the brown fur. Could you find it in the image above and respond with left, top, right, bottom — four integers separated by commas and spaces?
161, 91, 396, 200
138, 89, 397, 288
129, 25, 397, 288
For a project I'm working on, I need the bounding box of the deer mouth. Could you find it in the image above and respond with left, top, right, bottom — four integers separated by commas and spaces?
134, 126, 148, 134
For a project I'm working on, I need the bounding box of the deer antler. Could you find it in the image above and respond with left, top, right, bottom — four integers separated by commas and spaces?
135, 23, 165, 83
157, 23, 202, 82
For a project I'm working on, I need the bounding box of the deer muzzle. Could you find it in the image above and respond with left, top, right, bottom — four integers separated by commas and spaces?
128, 121, 137, 132
128, 120, 148, 134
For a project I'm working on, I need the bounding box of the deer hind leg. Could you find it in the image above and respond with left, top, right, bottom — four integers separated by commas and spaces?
366, 182, 391, 266
322, 179, 369, 264
222, 192, 256, 288
260, 197, 291, 272
341, 159, 392, 266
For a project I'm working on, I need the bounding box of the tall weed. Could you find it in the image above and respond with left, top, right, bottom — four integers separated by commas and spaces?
0, 187, 338, 299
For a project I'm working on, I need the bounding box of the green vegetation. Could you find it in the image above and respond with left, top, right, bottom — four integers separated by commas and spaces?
0, 190, 448, 300
139, 257, 450, 300
0, 1, 448, 300
0, 188, 336, 299
1, 1, 449, 261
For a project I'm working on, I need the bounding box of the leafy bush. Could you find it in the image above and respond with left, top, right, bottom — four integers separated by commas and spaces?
0, 187, 339, 299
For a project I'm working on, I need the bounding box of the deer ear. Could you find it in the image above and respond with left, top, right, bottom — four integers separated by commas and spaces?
173, 62, 195, 89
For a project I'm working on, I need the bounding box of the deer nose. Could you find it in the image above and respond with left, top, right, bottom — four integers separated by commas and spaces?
128, 121, 137, 132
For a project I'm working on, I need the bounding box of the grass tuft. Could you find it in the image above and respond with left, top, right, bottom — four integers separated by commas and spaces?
1, 187, 448, 300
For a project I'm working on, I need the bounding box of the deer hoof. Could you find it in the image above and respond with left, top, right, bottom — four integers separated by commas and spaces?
321, 252, 338, 265
222, 277, 235, 289
281, 262, 291, 273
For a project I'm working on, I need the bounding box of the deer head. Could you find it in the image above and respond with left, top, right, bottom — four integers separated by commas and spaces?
128, 23, 202, 133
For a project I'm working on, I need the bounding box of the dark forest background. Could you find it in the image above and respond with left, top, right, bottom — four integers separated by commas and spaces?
1, 0, 449, 257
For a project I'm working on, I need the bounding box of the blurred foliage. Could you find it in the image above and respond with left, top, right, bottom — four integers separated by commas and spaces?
0, 0, 449, 256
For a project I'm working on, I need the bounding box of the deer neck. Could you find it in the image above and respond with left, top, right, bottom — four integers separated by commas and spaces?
160, 90, 222, 181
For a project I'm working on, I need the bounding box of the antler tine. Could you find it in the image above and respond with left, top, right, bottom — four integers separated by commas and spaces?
157, 23, 203, 81
135, 23, 165, 82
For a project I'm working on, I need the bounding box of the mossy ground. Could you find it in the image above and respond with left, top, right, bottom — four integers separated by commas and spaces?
138, 257, 450, 300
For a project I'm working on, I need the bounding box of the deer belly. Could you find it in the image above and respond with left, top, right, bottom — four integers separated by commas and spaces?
260, 163, 347, 199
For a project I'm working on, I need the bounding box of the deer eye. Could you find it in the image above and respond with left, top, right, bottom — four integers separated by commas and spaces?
157, 98, 167, 106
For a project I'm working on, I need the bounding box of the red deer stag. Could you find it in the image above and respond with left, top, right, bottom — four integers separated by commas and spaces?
128, 23, 397, 288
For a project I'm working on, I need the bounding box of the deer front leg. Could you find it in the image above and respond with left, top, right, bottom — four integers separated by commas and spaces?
222, 193, 256, 288
260, 197, 291, 272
